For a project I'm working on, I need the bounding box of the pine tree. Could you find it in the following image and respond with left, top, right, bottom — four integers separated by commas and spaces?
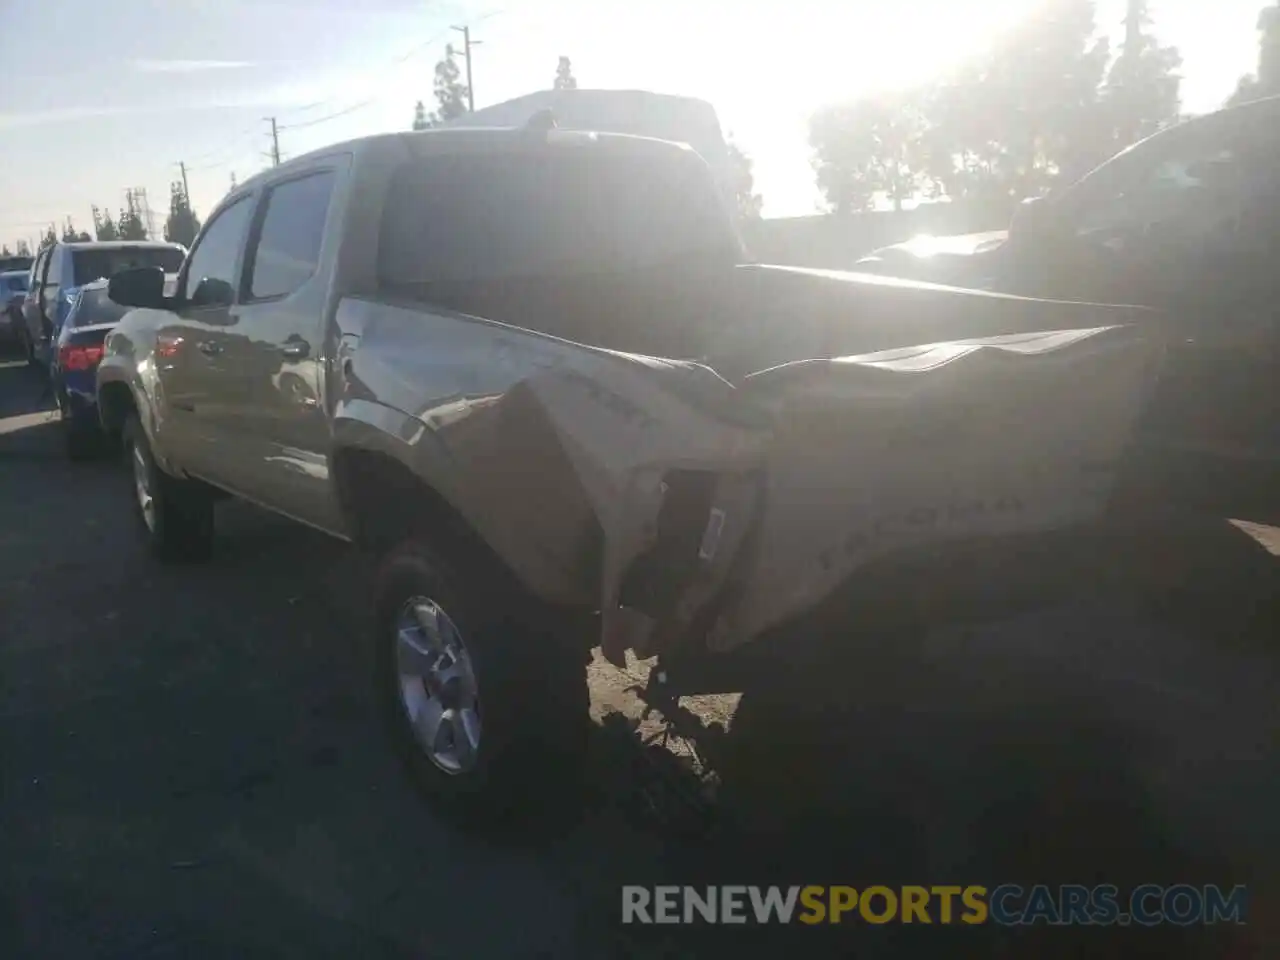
164, 181, 202, 246
428, 44, 470, 124
118, 193, 149, 241
1102, 0, 1183, 147
412, 100, 430, 130
95, 210, 119, 241
61, 217, 91, 242
1229, 3, 1280, 105
554, 56, 578, 91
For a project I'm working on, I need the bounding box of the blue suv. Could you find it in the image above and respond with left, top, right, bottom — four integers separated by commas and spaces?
21, 241, 185, 366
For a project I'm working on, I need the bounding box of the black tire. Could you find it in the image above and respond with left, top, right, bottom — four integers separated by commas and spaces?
372, 537, 590, 829
122, 413, 215, 562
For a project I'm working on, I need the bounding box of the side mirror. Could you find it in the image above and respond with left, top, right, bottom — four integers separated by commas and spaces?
191, 277, 234, 308
108, 266, 167, 309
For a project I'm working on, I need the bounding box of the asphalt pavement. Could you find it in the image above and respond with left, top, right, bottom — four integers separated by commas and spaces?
1, 352, 1277, 959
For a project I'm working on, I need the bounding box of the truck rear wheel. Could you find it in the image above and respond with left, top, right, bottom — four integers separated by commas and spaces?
372, 538, 590, 828
122, 413, 215, 563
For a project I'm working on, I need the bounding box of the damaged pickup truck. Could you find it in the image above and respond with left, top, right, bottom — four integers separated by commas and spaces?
96, 111, 1164, 818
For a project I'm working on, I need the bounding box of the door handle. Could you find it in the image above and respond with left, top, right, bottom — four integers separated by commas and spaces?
280, 339, 310, 359
197, 341, 222, 357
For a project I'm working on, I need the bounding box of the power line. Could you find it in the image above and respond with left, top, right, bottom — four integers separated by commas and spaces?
277, 97, 382, 132
182, 125, 261, 164
275, 27, 457, 133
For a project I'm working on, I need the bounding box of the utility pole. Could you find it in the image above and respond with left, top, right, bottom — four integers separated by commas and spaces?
265, 117, 281, 166
452, 24, 482, 111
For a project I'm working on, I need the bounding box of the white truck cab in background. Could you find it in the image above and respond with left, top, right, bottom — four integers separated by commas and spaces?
438, 89, 734, 208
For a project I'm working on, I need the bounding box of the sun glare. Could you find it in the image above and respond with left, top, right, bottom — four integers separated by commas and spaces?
676, 0, 1030, 216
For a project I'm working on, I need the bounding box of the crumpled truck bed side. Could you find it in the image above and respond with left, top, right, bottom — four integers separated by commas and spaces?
705, 325, 1164, 650
340, 298, 1163, 664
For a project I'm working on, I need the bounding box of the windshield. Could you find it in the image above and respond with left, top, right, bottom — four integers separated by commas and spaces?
72, 246, 185, 287
377, 147, 737, 288
71, 286, 130, 327
1, 273, 28, 293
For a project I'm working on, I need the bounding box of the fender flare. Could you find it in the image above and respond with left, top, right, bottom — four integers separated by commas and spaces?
96, 346, 181, 476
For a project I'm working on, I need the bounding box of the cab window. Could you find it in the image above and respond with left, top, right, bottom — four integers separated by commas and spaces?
182, 197, 253, 305
244, 171, 335, 301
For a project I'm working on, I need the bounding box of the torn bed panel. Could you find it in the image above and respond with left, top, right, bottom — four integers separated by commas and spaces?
421, 343, 770, 656
509, 354, 767, 664
703, 324, 1166, 651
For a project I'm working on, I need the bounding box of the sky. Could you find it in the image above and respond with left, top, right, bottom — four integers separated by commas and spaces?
0, 0, 1267, 248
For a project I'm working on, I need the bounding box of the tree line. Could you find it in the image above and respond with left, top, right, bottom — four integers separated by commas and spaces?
18, 180, 204, 255
404, 1, 1277, 221
809, 0, 1279, 216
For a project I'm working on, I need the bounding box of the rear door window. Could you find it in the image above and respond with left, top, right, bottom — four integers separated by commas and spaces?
181, 198, 253, 303
245, 171, 335, 300
377, 147, 735, 286
73, 246, 185, 286
71, 286, 130, 327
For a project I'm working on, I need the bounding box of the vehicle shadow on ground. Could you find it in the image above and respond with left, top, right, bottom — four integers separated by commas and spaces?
1, 355, 1276, 959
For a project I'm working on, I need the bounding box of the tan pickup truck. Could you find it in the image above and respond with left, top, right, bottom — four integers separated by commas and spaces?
96, 104, 1161, 821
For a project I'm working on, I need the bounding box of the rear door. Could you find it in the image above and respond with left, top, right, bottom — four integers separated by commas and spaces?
161, 195, 256, 478
40, 247, 61, 329
210, 162, 345, 531
21, 249, 46, 344
37, 247, 62, 358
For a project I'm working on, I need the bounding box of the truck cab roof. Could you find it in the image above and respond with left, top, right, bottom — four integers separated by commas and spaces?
59, 240, 183, 251
233, 123, 710, 196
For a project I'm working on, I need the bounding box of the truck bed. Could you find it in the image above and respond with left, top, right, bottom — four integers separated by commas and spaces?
340, 289, 1163, 662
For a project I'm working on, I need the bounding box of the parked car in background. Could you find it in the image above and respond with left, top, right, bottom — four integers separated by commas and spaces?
0, 254, 33, 274
439, 88, 734, 209
0, 270, 29, 348
21, 240, 186, 367
50, 280, 128, 458
853, 93, 1280, 521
